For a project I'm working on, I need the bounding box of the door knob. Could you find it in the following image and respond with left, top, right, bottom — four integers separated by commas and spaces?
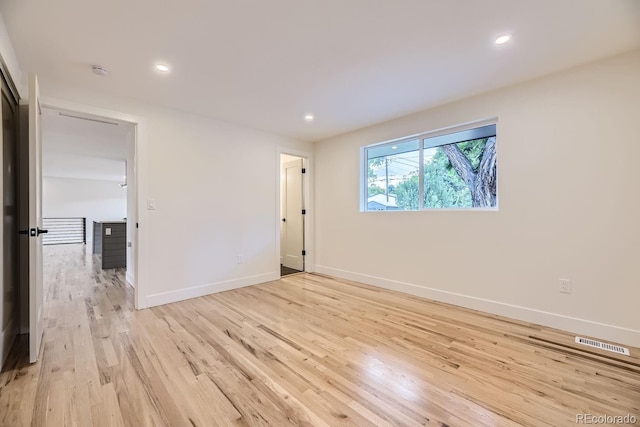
37, 227, 48, 235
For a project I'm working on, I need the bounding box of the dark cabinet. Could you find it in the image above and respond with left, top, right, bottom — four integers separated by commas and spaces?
93, 221, 126, 269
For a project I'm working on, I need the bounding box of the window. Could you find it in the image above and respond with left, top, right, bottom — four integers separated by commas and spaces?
363, 122, 497, 211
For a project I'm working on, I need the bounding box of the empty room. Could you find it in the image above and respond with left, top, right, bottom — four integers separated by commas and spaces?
0, 1, 639, 426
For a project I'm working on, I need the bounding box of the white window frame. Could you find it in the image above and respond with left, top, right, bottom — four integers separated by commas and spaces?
361, 118, 498, 212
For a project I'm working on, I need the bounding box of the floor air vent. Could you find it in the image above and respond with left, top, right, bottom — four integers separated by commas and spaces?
575, 337, 630, 356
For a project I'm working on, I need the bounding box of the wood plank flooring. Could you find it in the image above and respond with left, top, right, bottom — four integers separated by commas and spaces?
1, 244, 638, 426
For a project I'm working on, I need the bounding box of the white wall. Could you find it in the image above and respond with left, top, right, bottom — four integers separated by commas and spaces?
0, 11, 21, 97
314, 49, 640, 347
43, 177, 127, 245
38, 85, 313, 307
139, 108, 311, 305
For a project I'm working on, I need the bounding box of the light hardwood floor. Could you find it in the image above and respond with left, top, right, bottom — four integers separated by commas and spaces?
1, 244, 638, 426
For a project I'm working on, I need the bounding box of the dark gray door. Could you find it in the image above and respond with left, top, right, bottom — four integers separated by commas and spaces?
1, 81, 19, 366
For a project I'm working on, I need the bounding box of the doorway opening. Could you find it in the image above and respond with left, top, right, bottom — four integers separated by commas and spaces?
40, 107, 136, 288
280, 154, 305, 277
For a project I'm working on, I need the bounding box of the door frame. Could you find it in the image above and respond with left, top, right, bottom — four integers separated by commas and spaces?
40, 96, 149, 309
276, 147, 314, 275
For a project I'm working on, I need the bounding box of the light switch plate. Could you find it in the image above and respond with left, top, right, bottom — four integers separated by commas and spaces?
147, 199, 156, 210
105, 228, 112, 236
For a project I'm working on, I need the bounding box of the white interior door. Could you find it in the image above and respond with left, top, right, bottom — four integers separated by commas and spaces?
28, 74, 44, 363
281, 159, 304, 271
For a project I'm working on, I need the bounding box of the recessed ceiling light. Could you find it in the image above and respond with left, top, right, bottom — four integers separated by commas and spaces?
304, 114, 314, 122
155, 63, 170, 72
495, 34, 511, 45
391, 146, 398, 149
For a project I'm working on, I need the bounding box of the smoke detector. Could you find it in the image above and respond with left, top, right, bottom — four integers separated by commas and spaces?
91, 65, 108, 76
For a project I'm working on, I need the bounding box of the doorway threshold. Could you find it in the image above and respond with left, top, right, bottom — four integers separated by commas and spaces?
281, 265, 303, 277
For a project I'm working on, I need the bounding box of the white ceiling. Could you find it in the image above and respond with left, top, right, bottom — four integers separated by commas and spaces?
42, 107, 133, 181
3, 0, 640, 141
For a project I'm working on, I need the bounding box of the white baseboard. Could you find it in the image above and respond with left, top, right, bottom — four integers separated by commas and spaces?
315, 265, 640, 349
126, 271, 135, 288
145, 272, 279, 308
1, 319, 16, 368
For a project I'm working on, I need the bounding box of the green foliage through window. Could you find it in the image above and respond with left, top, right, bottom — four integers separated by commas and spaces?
364, 124, 497, 211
